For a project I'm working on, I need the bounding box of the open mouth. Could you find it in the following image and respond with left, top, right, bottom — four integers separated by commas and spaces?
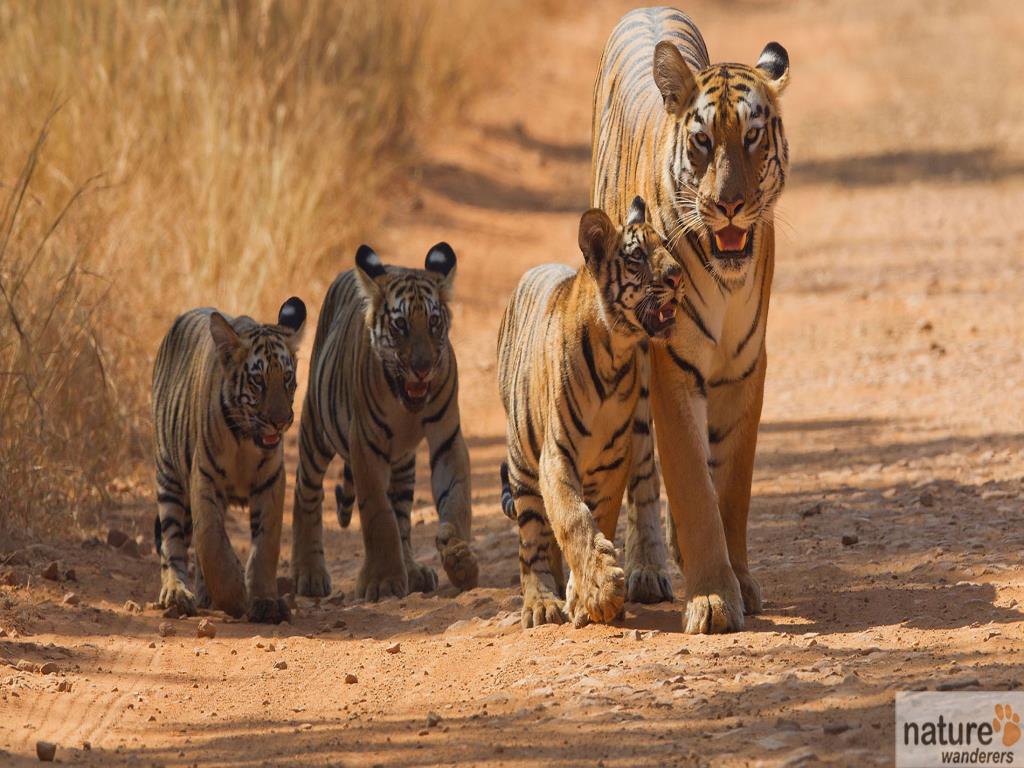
402, 380, 429, 409
643, 301, 677, 339
256, 432, 281, 449
711, 224, 754, 266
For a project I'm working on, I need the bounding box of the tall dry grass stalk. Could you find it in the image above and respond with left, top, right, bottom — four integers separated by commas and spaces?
0, 0, 521, 537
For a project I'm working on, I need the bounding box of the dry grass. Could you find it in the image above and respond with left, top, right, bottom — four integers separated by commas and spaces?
0, 0, 525, 537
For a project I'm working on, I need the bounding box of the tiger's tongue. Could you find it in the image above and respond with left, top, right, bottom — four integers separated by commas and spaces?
714, 225, 748, 252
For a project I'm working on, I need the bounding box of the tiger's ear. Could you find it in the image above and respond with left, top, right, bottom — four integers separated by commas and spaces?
579, 208, 615, 270
424, 242, 457, 301
354, 244, 386, 300
626, 196, 647, 226
209, 312, 244, 368
756, 42, 789, 94
277, 296, 306, 353
653, 41, 697, 116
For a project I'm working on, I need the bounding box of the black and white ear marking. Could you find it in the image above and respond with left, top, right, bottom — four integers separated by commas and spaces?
277, 296, 306, 332
626, 196, 647, 226
756, 42, 790, 91
424, 242, 456, 276
355, 244, 386, 279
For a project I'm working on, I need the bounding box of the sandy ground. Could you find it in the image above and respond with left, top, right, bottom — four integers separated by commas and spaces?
3, 1, 1024, 765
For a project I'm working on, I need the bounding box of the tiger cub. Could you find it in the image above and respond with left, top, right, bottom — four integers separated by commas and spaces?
498, 197, 681, 628
153, 298, 306, 624
291, 243, 478, 600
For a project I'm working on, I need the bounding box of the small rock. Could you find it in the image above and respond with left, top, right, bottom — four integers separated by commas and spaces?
344, 673, 358, 684
106, 530, 130, 548
326, 591, 346, 605
298, 723, 312, 731
62, 592, 80, 606
41, 562, 60, 581
148, 642, 156, 649
16, 659, 38, 673
800, 503, 824, 518
158, 622, 175, 638
632, 629, 644, 641
917, 319, 933, 333
63, 568, 77, 582
824, 722, 851, 735
82, 741, 91, 751
124, 600, 142, 614
273, 660, 288, 670
38, 662, 59, 675
57, 680, 73, 692
919, 491, 936, 507
841, 534, 859, 546
427, 712, 442, 728
385, 642, 401, 654
36, 740, 56, 762
196, 619, 217, 639
118, 539, 141, 559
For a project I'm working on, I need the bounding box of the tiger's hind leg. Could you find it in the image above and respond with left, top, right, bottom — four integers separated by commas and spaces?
390, 453, 438, 594
507, 463, 566, 627
334, 464, 355, 528
291, 411, 335, 597
156, 488, 198, 616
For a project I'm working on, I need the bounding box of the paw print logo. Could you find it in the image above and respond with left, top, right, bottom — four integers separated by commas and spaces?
993, 704, 1022, 748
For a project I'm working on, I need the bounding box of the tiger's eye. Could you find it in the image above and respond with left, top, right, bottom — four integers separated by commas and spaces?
745, 127, 762, 146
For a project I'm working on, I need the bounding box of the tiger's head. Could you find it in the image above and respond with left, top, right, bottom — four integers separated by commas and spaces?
209, 297, 306, 450
355, 243, 456, 412
579, 196, 682, 341
654, 40, 790, 281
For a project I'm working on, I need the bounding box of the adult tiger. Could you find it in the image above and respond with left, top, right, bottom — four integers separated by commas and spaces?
591, 7, 790, 633
152, 298, 306, 624
290, 244, 478, 600
498, 197, 681, 628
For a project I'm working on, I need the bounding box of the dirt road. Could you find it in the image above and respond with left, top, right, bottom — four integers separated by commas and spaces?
2, 1, 1023, 765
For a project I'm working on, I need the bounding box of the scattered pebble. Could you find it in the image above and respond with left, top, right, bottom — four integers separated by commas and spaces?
38, 662, 59, 675
385, 642, 401, 654
823, 722, 851, 735
41, 562, 60, 581
344, 673, 358, 684
106, 529, 129, 548
841, 534, 859, 546
919, 491, 936, 507
36, 740, 56, 762
124, 600, 142, 614
274, 660, 288, 670
427, 712, 442, 728
196, 618, 217, 639
158, 622, 175, 638
62, 592, 79, 606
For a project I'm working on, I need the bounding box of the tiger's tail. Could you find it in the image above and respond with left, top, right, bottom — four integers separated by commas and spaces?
499, 461, 516, 521
334, 464, 355, 528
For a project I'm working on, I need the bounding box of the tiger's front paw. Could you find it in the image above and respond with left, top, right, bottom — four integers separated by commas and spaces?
436, 523, 479, 591
405, 559, 439, 594
735, 568, 762, 615
292, 556, 332, 598
356, 563, 408, 602
567, 534, 625, 627
521, 588, 566, 628
625, 563, 674, 604
248, 597, 291, 624
159, 580, 197, 617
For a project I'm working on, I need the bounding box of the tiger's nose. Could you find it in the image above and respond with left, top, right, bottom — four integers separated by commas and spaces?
411, 362, 432, 381
716, 196, 744, 219
662, 266, 682, 291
